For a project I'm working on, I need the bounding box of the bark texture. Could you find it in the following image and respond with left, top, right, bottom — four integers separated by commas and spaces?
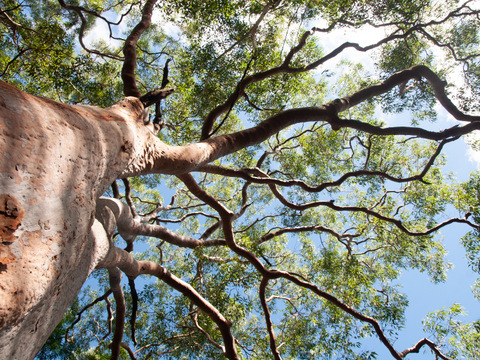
0, 80, 148, 359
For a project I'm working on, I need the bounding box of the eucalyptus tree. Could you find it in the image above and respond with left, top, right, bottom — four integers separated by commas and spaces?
0, 0, 479, 359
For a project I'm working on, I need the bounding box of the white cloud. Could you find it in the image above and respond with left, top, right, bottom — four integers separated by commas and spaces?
152, 10, 183, 40
82, 12, 125, 50
310, 21, 388, 73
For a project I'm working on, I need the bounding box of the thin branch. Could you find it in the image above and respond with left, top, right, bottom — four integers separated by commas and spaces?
257, 224, 359, 246
120, 342, 137, 360
65, 289, 113, 342
133, 332, 195, 355
111, 181, 121, 199
199, 28, 314, 140
268, 184, 479, 236
206, 54, 257, 139
243, 91, 278, 111
277, 270, 402, 359
128, 278, 138, 346
0, 47, 30, 77
260, 277, 282, 360
103, 297, 114, 340
399, 338, 453, 360
199, 0, 281, 96
58, 0, 124, 60
200, 182, 251, 240
155, 211, 218, 224
191, 310, 224, 351
122, 178, 139, 220
0, 6, 38, 34
196, 131, 453, 192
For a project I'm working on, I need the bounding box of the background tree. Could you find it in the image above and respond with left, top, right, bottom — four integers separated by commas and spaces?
0, 0, 479, 359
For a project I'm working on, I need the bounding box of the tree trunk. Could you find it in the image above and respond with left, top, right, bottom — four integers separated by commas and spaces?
0, 77, 301, 360
0, 80, 149, 359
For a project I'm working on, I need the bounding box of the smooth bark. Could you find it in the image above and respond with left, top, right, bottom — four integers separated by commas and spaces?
0, 80, 145, 359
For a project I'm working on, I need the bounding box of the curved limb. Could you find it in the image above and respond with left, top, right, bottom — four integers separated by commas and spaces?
121, 65, 480, 179
97, 197, 226, 248
108, 266, 125, 360
399, 338, 453, 360
121, 0, 158, 97
259, 277, 282, 360
97, 246, 239, 360
267, 183, 479, 236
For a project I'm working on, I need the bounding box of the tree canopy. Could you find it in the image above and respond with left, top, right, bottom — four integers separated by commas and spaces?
1, 0, 480, 359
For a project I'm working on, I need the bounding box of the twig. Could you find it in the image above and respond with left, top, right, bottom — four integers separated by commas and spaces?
65, 289, 113, 342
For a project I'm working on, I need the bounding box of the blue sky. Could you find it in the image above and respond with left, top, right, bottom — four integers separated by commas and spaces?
361, 111, 480, 358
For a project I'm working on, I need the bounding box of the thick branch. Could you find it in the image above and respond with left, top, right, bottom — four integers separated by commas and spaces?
97, 197, 226, 248
122, 0, 158, 97
340, 65, 480, 122
97, 247, 239, 360
139, 88, 175, 108
124, 66, 480, 179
